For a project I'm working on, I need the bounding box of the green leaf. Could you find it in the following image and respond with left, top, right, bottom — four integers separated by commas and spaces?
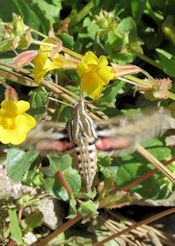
87, 22, 100, 39
12, 0, 62, 33
57, 186, 70, 201
116, 17, 136, 35
44, 177, 69, 201
18, 193, 39, 207
12, 0, 42, 31
0, 38, 15, 52
116, 162, 144, 187
63, 168, 81, 193
142, 138, 171, 161
67, 195, 78, 219
98, 191, 132, 209
28, 87, 48, 120
98, 156, 112, 167
24, 210, 43, 230
8, 209, 23, 245
44, 155, 81, 199
114, 137, 173, 199
106, 32, 123, 52
34, 0, 62, 27
7, 148, 39, 181
131, 0, 146, 23
0, 1, 18, 22
116, 161, 160, 199
57, 33, 74, 49
111, 51, 137, 64
95, 80, 125, 111
44, 155, 72, 177
56, 104, 73, 122
44, 164, 81, 200
83, 16, 91, 28
156, 48, 175, 77
44, 177, 56, 197
78, 200, 98, 218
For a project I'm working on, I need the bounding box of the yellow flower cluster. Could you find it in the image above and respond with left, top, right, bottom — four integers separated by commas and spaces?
33, 39, 114, 99
0, 100, 36, 145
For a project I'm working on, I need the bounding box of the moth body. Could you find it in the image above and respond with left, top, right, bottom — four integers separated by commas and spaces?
67, 99, 97, 193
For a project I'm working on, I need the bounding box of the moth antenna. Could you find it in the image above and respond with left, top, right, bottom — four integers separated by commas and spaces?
48, 96, 73, 108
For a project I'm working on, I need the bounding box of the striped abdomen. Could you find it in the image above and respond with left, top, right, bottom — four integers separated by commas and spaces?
67, 100, 97, 193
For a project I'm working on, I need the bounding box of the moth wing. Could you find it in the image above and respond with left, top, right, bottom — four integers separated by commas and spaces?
27, 121, 67, 141
96, 112, 175, 157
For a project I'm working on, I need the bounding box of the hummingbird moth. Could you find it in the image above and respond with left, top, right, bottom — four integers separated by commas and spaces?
27, 99, 175, 193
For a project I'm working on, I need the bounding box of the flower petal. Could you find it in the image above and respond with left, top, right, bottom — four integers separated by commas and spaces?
16, 100, 30, 114
97, 66, 115, 85
88, 84, 103, 99
16, 113, 36, 132
44, 55, 64, 70
10, 128, 27, 145
77, 63, 88, 78
81, 70, 103, 99
0, 126, 11, 144
1, 100, 17, 115
98, 55, 108, 66
81, 51, 99, 65
0, 126, 27, 145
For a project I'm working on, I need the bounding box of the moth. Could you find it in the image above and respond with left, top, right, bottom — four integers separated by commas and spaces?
28, 98, 175, 193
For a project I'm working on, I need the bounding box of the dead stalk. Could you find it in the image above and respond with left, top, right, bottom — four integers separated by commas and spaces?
94, 207, 175, 246
136, 144, 175, 184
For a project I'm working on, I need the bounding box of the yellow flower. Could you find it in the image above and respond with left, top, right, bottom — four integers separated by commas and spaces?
33, 38, 77, 83
0, 100, 36, 145
77, 51, 115, 99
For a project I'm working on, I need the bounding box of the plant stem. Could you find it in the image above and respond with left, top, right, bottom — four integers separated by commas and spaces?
55, 171, 72, 197
62, 47, 82, 59
124, 75, 152, 87
31, 29, 47, 38
32, 214, 82, 246
168, 91, 175, 101
7, 240, 15, 246
136, 52, 162, 70
32, 40, 82, 59
69, 1, 94, 27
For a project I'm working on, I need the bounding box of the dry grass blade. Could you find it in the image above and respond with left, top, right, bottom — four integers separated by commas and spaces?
99, 216, 143, 246
0, 67, 35, 87
109, 211, 175, 246
136, 144, 175, 184
94, 208, 175, 246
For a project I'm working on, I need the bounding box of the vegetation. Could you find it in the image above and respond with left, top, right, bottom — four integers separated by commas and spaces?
1, 0, 175, 245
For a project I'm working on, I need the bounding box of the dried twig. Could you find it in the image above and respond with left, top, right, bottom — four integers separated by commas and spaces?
32, 214, 82, 246
94, 207, 175, 246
